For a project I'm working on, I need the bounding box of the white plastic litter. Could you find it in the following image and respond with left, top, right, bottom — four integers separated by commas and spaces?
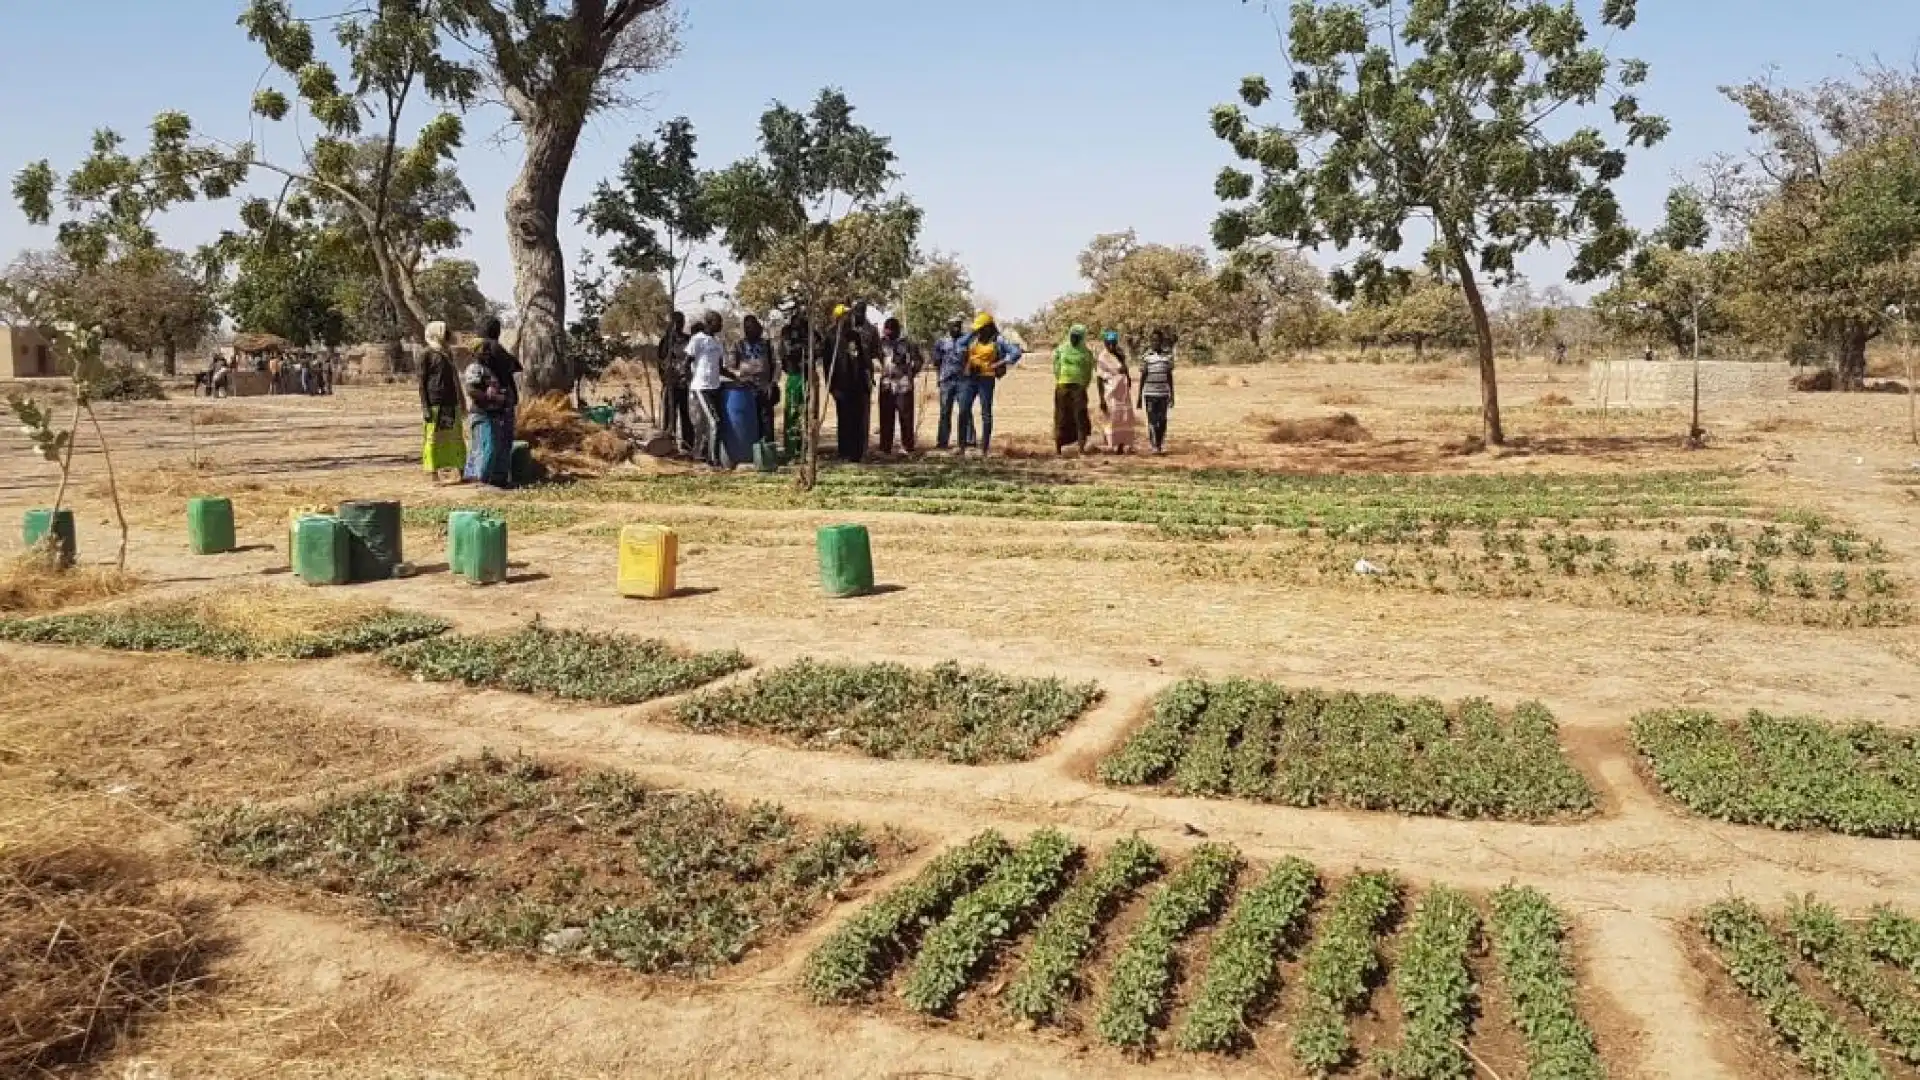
1354, 559, 1387, 576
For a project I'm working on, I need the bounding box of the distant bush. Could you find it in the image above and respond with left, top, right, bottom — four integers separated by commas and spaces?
1211, 340, 1264, 367
89, 364, 166, 402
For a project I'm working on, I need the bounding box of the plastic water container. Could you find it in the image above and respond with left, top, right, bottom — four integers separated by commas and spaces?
337, 500, 403, 582
22, 508, 76, 568
187, 496, 236, 555
617, 524, 677, 600
467, 516, 508, 585
817, 524, 874, 598
292, 515, 351, 586
288, 504, 331, 564
722, 386, 760, 467
447, 509, 485, 578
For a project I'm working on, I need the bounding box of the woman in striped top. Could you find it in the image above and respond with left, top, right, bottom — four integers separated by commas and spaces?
1136, 330, 1176, 454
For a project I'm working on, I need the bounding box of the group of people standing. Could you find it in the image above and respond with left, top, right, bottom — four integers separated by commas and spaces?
655, 304, 1031, 466
1047, 326, 1178, 455
418, 316, 522, 488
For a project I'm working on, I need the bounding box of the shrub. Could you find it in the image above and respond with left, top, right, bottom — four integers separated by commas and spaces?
90, 363, 166, 402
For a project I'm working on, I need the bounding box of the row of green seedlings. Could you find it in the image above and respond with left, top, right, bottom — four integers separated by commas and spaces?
1702, 900, 1920, 1080
1632, 710, 1920, 839
805, 832, 1603, 1077
1098, 679, 1594, 823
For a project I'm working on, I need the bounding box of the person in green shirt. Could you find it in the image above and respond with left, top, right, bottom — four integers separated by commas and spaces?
1053, 323, 1095, 455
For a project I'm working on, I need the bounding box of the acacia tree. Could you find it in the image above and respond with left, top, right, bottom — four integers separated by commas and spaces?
706, 89, 900, 489
1212, 0, 1668, 445
898, 254, 975, 345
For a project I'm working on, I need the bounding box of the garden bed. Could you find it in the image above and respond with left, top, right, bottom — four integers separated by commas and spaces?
378, 623, 748, 704
673, 660, 1102, 764
1099, 680, 1595, 822
0, 589, 447, 659
197, 754, 909, 977
803, 834, 1608, 1073
1633, 710, 1920, 838
1698, 896, 1920, 1078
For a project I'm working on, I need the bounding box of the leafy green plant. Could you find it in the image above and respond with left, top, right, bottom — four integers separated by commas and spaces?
1787, 898, 1920, 1063
1701, 900, 1886, 1080
1375, 887, 1481, 1080
1633, 710, 1920, 838
1867, 907, 1920, 981
901, 829, 1078, 1015
675, 660, 1100, 764
802, 832, 1012, 1003
1098, 679, 1209, 785
1095, 843, 1242, 1050
1489, 887, 1603, 1080
199, 755, 899, 978
1108, 681, 1593, 823
380, 624, 747, 705
1004, 837, 1162, 1025
1292, 872, 1402, 1075
1177, 857, 1318, 1053
0, 602, 446, 659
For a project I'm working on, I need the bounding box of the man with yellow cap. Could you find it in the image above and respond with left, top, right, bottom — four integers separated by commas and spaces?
826, 302, 877, 462
953, 312, 1022, 456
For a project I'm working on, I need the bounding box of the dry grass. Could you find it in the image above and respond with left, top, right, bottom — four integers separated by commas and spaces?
1537, 393, 1575, 407
189, 406, 247, 426
1319, 391, 1372, 406
517, 392, 625, 480
176, 587, 393, 642
0, 843, 213, 1075
1261, 412, 1373, 444
0, 554, 141, 614
1411, 367, 1456, 383
583, 429, 632, 464
0, 658, 428, 817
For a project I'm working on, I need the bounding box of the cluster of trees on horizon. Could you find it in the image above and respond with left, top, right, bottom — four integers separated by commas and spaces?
1, 0, 1915, 448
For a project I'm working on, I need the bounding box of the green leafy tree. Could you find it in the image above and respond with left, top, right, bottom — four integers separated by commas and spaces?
1711, 69, 1920, 388
1595, 189, 1736, 357
706, 88, 902, 487
414, 258, 500, 334
222, 212, 352, 349
1073, 230, 1218, 349
897, 254, 975, 345
1212, 0, 1668, 444
580, 116, 721, 320
1214, 246, 1328, 351
1, 249, 217, 374
602, 272, 672, 340
1387, 273, 1475, 359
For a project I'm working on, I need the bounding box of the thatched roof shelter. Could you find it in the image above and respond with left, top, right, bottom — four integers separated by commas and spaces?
232, 332, 292, 356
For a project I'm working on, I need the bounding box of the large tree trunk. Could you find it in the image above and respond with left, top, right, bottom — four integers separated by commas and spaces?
162, 339, 177, 376
1835, 325, 1870, 391
506, 115, 581, 395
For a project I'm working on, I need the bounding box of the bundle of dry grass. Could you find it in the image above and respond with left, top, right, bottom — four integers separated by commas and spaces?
514, 393, 632, 479
0, 844, 211, 1074
1263, 412, 1372, 444
1537, 393, 1574, 407
177, 587, 392, 643
0, 553, 140, 614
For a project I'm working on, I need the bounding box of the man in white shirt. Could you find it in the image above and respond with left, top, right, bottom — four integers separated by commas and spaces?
685, 311, 728, 466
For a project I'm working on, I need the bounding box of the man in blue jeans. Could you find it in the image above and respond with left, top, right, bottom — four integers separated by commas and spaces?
931, 318, 967, 450
954, 313, 1021, 456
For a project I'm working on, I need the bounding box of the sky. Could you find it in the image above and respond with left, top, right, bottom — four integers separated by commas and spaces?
1, 0, 1916, 321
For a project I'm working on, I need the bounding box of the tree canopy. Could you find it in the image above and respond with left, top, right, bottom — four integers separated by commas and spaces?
897, 254, 975, 344
1212, 0, 1667, 443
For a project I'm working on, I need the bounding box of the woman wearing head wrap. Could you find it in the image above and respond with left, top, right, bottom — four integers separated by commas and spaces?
416, 320, 466, 483
1052, 324, 1095, 454
1096, 330, 1138, 453
827, 303, 875, 462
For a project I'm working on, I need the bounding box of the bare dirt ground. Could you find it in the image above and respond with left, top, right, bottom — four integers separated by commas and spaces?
3, 360, 1919, 1079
